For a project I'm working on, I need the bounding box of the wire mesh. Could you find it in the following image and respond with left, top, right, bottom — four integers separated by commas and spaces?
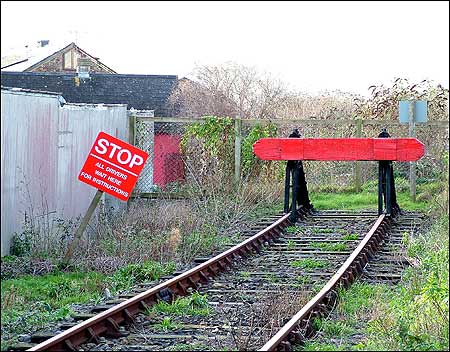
134, 120, 188, 193
132, 117, 449, 196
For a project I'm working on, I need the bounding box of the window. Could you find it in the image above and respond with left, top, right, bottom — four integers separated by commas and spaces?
63, 50, 79, 70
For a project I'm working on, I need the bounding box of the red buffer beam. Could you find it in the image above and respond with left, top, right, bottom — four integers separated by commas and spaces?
253, 138, 425, 162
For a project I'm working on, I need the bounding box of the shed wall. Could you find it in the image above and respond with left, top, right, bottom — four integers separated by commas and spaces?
1, 90, 128, 255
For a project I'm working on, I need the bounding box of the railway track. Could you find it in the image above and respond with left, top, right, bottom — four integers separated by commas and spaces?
16, 208, 422, 351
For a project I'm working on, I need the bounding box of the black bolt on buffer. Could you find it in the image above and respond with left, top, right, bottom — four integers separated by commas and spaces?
377, 129, 400, 216
284, 129, 314, 222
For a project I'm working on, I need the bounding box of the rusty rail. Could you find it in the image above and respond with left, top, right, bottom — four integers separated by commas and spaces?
259, 214, 390, 351
29, 213, 294, 351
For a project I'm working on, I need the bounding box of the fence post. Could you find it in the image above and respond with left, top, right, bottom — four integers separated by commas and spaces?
129, 112, 136, 146
354, 119, 363, 191
234, 117, 242, 185
409, 102, 416, 201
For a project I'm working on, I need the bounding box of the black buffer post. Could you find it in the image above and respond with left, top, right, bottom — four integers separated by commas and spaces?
377, 129, 400, 216
283, 129, 314, 222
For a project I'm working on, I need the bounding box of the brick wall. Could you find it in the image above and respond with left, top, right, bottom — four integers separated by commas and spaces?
28, 48, 112, 73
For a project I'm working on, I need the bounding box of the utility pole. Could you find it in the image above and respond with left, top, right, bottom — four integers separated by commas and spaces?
409, 101, 416, 201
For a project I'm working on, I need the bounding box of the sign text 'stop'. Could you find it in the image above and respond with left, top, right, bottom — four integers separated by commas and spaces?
78, 131, 149, 201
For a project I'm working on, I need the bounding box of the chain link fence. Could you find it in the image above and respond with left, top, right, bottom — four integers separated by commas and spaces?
133, 117, 189, 194
130, 114, 449, 197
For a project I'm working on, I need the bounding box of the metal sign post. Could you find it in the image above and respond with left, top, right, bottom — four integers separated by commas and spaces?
409, 102, 416, 201
399, 100, 428, 201
63, 132, 149, 264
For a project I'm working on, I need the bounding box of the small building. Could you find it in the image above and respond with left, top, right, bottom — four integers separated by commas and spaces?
1, 71, 177, 115
1, 87, 129, 256
1, 41, 116, 74
1, 70, 185, 191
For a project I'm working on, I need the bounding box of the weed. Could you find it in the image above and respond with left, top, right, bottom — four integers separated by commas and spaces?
310, 242, 348, 252
153, 317, 178, 331
287, 239, 296, 250
178, 224, 221, 263
312, 317, 323, 330
401, 231, 410, 247
168, 343, 210, 351
285, 226, 301, 234
290, 259, 329, 270
322, 320, 355, 338
311, 228, 335, 234
295, 276, 312, 285
149, 292, 210, 317
265, 273, 280, 283
341, 233, 359, 241
239, 271, 250, 279
107, 261, 175, 292
299, 341, 350, 351
10, 230, 32, 257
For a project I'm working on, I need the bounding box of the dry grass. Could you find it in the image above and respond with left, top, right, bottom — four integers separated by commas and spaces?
216, 289, 310, 351
9, 176, 282, 276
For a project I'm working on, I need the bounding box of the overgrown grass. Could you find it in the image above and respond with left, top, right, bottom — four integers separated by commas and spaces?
106, 260, 175, 291
310, 190, 430, 211
341, 233, 359, 241
1, 271, 104, 350
152, 316, 179, 331
362, 215, 449, 351
308, 179, 443, 211
0, 260, 174, 350
148, 292, 210, 317
313, 318, 355, 338
297, 215, 449, 351
285, 225, 302, 234
310, 242, 348, 252
1, 174, 445, 351
290, 258, 329, 270
311, 228, 336, 234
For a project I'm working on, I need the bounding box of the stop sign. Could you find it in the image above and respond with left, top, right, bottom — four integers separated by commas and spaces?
78, 131, 149, 201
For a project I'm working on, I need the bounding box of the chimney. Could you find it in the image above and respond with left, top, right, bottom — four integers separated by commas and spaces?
38, 40, 49, 47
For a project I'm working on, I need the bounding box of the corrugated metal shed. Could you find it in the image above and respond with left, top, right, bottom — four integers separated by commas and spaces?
1, 88, 128, 255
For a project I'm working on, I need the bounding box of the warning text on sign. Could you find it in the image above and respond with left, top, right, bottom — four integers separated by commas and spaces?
78, 132, 149, 201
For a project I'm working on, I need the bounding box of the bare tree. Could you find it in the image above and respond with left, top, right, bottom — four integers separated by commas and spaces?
354, 78, 449, 120
169, 65, 448, 122
168, 62, 290, 119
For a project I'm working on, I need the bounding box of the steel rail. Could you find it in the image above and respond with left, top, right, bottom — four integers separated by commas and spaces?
29, 213, 293, 351
259, 214, 388, 351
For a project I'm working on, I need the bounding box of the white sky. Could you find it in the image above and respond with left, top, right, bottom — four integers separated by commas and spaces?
1, 1, 449, 96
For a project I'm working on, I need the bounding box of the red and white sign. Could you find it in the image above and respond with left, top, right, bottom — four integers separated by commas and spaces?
78, 132, 149, 201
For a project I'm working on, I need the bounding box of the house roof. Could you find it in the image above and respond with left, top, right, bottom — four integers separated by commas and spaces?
1, 85, 62, 96
1, 42, 116, 73
1, 71, 178, 116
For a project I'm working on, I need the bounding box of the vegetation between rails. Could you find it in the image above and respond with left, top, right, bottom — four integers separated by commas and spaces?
297, 215, 448, 351
0, 192, 280, 350
2, 69, 448, 351
148, 292, 210, 317
309, 242, 348, 252
296, 176, 449, 350
291, 258, 329, 270
0, 179, 445, 350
